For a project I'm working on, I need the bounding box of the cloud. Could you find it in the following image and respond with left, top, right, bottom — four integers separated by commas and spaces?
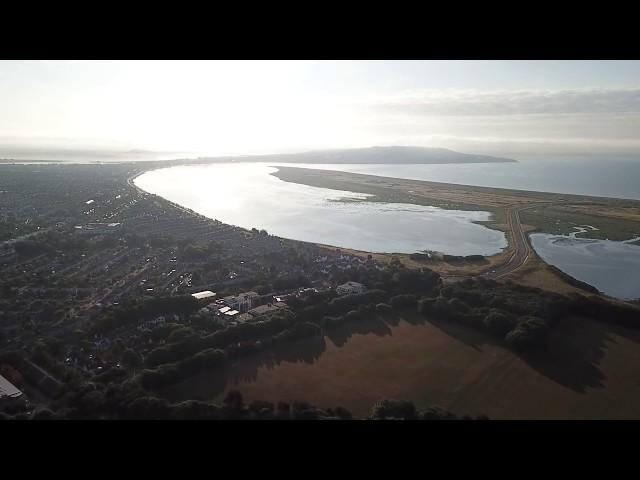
351, 87, 640, 156
368, 88, 640, 116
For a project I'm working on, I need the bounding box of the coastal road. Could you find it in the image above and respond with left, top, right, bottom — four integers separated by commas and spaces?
443, 203, 545, 283
483, 204, 543, 279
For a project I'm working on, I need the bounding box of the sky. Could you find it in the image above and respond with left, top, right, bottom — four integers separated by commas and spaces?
1, 60, 640, 160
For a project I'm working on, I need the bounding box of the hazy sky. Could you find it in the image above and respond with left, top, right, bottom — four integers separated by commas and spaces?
2, 60, 640, 159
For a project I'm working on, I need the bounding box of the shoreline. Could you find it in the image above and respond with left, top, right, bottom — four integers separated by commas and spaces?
129, 162, 638, 296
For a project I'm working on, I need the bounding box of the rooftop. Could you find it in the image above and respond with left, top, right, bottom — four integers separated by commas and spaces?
191, 290, 216, 300
248, 303, 285, 317
0, 374, 23, 399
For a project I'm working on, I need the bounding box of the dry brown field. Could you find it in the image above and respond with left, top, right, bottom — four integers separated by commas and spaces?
161, 311, 640, 419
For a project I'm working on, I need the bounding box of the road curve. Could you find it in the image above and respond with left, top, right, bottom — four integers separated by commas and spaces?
444, 203, 546, 282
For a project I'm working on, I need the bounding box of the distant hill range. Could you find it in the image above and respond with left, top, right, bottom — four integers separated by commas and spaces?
198, 146, 517, 165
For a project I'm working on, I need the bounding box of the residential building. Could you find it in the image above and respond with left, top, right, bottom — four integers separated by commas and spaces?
222, 291, 259, 312
336, 281, 367, 296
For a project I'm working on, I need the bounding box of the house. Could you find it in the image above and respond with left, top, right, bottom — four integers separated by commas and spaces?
336, 281, 367, 296
140, 316, 166, 329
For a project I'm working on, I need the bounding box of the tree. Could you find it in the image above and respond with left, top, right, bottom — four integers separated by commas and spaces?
505, 316, 549, 350
276, 401, 290, 419
482, 310, 513, 336
223, 390, 244, 410
370, 399, 418, 420
121, 348, 142, 369
32, 408, 57, 420
249, 400, 274, 419
253, 284, 270, 295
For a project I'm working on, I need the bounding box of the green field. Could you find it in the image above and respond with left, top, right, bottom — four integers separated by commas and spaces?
521, 205, 640, 241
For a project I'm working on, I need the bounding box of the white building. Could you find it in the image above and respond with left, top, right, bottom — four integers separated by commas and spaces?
336, 281, 367, 296
191, 290, 217, 301
0, 374, 23, 402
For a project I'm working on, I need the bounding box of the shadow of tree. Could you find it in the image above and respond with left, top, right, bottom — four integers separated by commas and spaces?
424, 317, 485, 352
325, 316, 392, 348
159, 335, 329, 401
161, 307, 640, 402
521, 317, 608, 393
426, 313, 640, 393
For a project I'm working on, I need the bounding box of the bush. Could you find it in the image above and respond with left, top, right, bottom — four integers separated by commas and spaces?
166, 327, 196, 344
249, 400, 275, 419
505, 316, 549, 351
375, 303, 392, 313
91, 295, 199, 335
32, 408, 57, 420
328, 406, 353, 419
138, 348, 227, 389
124, 397, 172, 420
328, 292, 371, 314
94, 367, 127, 384
273, 275, 311, 291
392, 268, 441, 295
344, 309, 362, 323
447, 297, 470, 314
389, 294, 418, 309
420, 406, 459, 420
370, 399, 419, 420
482, 309, 514, 336
121, 348, 142, 369
322, 315, 345, 328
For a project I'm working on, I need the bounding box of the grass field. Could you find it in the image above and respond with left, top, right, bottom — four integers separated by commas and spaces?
159, 310, 640, 419
521, 205, 640, 241
331, 244, 514, 277
501, 251, 593, 295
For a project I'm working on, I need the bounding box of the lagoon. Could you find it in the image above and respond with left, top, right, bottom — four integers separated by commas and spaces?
530, 232, 640, 299
134, 163, 507, 256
